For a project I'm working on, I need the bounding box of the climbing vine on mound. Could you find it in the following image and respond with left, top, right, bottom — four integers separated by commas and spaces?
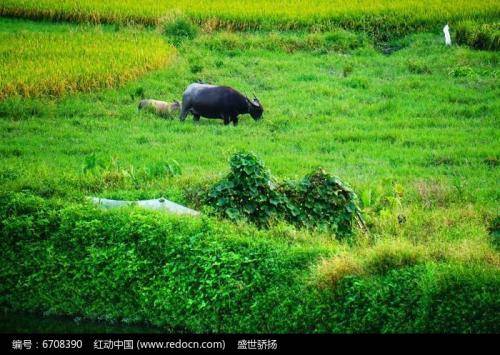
206, 152, 361, 238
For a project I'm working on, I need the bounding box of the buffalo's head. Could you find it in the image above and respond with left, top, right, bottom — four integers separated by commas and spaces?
171, 100, 181, 110
248, 95, 264, 120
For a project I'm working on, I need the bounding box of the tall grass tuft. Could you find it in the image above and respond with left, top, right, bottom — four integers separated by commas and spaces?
161, 14, 199, 46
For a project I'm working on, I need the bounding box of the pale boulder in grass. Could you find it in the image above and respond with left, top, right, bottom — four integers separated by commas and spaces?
138, 99, 181, 118
90, 197, 200, 216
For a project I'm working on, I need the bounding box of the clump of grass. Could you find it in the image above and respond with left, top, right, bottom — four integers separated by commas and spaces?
483, 156, 499, 168
145, 160, 182, 179
407, 59, 432, 74
0, 97, 51, 119
323, 29, 367, 51
455, 21, 500, 51
414, 180, 453, 208
362, 239, 427, 274
161, 13, 199, 45
314, 238, 499, 288
448, 65, 475, 78
0, 20, 176, 99
431, 239, 500, 266
316, 254, 364, 287
342, 64, 354, 77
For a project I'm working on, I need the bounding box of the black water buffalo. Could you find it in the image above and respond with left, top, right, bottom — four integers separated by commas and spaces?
179, 83, 263, 126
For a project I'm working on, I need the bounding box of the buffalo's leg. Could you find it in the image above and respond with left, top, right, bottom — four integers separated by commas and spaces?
179, 110, 189, 121
193, 114, 201, 123
179, 101, 189, 121
232, 116, 239, 126
223, 115, 231, 125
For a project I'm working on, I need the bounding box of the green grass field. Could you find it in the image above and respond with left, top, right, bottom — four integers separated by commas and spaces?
0, 2, 499, 333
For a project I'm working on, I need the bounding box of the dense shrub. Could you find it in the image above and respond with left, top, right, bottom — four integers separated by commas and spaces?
0, 192, 499, 333
281, 169, 360, 236
206, 153, 288, 227
206, 153, 360, 237
161, 15, 199, 45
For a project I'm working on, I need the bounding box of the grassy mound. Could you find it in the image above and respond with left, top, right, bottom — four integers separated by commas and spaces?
1, 0, 499, 41
205, 152, 360, 236
0, 18, 176, 99
0, 192, 498, 333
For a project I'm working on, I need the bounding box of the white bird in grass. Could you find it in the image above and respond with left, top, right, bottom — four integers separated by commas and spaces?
443, 24, 451, 46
